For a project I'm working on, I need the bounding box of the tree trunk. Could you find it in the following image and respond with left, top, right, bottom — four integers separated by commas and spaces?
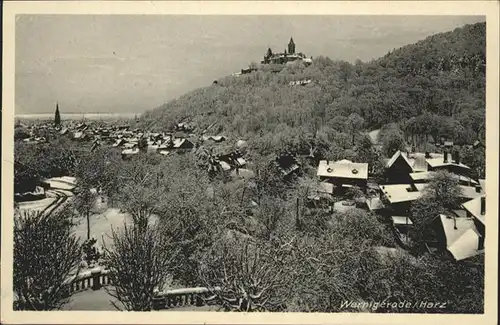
295, 197, 301, 231
87, 212, 91, 240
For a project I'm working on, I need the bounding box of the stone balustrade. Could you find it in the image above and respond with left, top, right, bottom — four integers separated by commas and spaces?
58, 267, 220, 310
152, 286, 221, 310
63, 267, 111, 297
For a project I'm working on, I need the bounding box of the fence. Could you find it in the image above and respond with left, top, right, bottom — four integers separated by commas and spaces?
63, 267, 112, 297
152, 287, 221, 310
60, 267, 219, 310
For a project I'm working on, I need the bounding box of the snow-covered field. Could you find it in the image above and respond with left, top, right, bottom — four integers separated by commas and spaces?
72, 206, 159, 249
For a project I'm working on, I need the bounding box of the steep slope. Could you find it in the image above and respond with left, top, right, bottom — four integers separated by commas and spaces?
140, 22, 485, 152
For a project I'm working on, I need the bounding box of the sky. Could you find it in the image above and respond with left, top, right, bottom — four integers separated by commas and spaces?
15, 15, 485, 115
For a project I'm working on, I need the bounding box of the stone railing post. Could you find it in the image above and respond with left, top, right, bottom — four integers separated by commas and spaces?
91, 269, 101, 291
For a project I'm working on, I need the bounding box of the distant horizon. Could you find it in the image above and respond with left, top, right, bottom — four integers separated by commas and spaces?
15, 112, 140, 120
16, 15, 485, 115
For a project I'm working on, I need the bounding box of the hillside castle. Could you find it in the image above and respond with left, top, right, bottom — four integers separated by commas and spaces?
261, 37, 313, 65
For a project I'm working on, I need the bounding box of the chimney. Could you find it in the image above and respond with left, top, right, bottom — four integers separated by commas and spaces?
406, 151, 410, 158
475, 185, 482, 193
455, 151, 460, 164
453, 215, 457, 230
478, 235, 485, 250
443, 151, 448, 163
425, 151, 430, 158
480, 197, 485, 215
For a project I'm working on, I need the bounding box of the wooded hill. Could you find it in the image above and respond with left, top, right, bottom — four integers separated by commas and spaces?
140, 22, 485, 158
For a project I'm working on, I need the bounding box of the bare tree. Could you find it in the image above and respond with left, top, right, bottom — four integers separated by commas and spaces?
13, 209, 82, 310
198, 235, 291, 312
114, 161, 167, 230
102, 222, 179, 311
73, 186, 97, 240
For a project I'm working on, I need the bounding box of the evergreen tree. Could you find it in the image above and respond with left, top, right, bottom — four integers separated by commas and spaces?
54, 103, 61, 127
14, 209, 81, 310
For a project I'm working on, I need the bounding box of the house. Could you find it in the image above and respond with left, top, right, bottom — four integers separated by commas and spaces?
384, 151, 414, 184
391, 216, 414, 248
409, 171, 478, 186
241, 68, 258, 74
171, 138, 194, 151
236, 157, 247, 168
112, 139, 125, 147
147, 144, 159, 153
123, 142, 137, 149
365, 196, 385, 211
121, 148, 139, 159
317, 160, 368, 191
435, 213, 484, 261
462, 196, 486, 242
306, 182, 335, 208
478, 179, 486, 192
230, 168, 255, 180
426, 151, 471, 175
378, 184, 423, 215
73, 131, 87, 141
219, 160, 232, 171
175, 123, 193, 133
277, 154, 300, 178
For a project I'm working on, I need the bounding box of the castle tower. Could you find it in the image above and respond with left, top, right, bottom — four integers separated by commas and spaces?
266, 47, 273, 58
288, 37, 295, 55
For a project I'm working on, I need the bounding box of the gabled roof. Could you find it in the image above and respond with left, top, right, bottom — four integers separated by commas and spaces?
462, 195, 486, 224
368, 129, 380, 144
386, 150, 413, 170
173, 138, 193, 148
479, 179, 486, 191
112, 138, 124, 147
317, 160, 368, 180
366, 197, 385, 211
439, 214, 483, 261
236, 157, 247, 167
219, 161, 232, 171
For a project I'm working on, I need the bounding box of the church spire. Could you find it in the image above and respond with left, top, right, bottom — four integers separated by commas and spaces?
54, 102, 61, 127
288, 37, 295, 55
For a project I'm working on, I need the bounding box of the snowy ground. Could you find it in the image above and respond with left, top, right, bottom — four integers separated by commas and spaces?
71, 203, 159, 249
16, 197, 57, 213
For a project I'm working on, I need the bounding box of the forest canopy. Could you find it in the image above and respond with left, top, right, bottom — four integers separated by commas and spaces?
140, 22, 485, 157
